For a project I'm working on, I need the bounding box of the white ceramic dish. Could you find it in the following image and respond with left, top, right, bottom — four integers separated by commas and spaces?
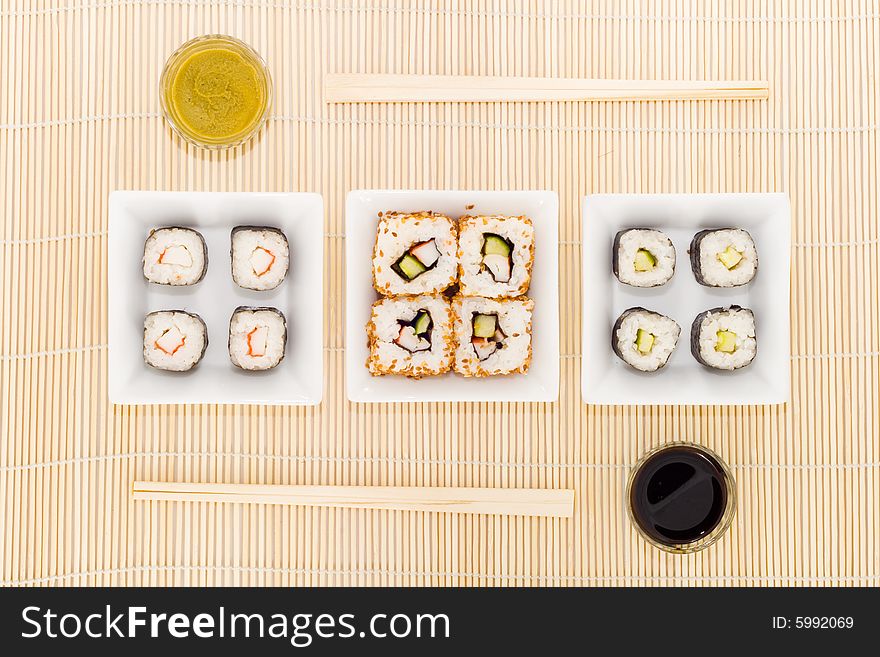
346, 190, 559, 403
109, 191, 324, 405
582, 193, 790, 405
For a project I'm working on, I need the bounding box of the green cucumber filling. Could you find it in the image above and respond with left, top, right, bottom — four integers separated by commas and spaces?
481, 234, 513, 283
471, 313, 506, 361
633, 249, 657, 272
394, 309, 433, 353
392, 239, 442, 281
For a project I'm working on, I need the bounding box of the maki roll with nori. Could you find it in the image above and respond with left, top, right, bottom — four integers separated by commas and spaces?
691, 306, 757, 370
228, 306, 287, 371
458, 215, 535, 298
143, 227, 208, 285
231, 226, 289, 290
372, 211, 458, 296
612, 307, 680, 372
366, 295, 455, 378
690, 228, 758, 287
613, 228, 676, 287
143, 310, 208, 371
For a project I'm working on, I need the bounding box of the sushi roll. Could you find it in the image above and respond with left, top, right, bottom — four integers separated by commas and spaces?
691, 306, 757, 370
372, 211, 458, 296
612, 307, 680, 372
228, 306, 287, 371
143, 310, 207, 371
458, 215, 534, 298
143, 227, 207, 285
690, 228, 758, 287
613, 228, 676, 287
366, 295, 455, 378
231, 226, 289, 290
452, 296, 533, 377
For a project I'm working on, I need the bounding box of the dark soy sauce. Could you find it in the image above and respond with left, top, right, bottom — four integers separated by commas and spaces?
629, 445, 730, 547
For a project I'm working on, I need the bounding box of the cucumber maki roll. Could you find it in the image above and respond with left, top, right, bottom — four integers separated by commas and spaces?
612, 307, 680, 372
691, 306, 757, 370
612, 228, 676, 287
690, 228, 758, 287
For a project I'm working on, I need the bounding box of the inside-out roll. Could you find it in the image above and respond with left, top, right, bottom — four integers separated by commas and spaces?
458, 215, 534, 298
366, 295, 455, 378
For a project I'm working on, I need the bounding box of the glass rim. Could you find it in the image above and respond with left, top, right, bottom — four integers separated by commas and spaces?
625, 441, 737, 554
159, 34, 273, 150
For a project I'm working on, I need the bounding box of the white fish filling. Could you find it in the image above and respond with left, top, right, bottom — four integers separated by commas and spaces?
695, 308, 757, 370
695, 229, 757, 287
614, 310, 680, 372
231, 228, 290, 291
143, 228, 206, 286
615, 229, 675, 287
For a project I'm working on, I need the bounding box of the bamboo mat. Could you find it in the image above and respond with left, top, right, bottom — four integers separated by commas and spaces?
1, 0, 879, 587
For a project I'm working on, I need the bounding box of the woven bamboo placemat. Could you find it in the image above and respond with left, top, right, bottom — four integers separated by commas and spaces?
1, 0, 878, 587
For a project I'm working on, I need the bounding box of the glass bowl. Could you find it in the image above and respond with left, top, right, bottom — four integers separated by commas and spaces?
160, 35, 272, 150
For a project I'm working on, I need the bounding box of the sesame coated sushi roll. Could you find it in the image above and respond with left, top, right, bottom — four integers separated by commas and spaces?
366, 295, 455, 378
613, 228, 676, 287
690, 228, 758, 287
143, 310, 208, 371
228, 306, 287, 371
612, 307, 680, 372
372, 211, 458, 296
452, 296, 533, 377
143, 227, 207, 285
458, 215, 534, 298
691, 306, 757, 370
231, 226, 289, 290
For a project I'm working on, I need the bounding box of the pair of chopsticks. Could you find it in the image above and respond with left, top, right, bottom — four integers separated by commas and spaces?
133, 481, 574, 518
324, 73, 769, 103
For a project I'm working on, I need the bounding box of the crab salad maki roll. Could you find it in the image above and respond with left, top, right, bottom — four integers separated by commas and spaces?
691, 306, 757, 370
143, 310, 208, 371
690, 228, 758, 287
143, 227, 207, 285
228, 306, 287, 371
452, 296, 533, 377
613, 228, 676, 287
458, 215, 534, 298
231, 226, 289, 290
372, 211, 458, 296
366, 295, 454, 378
612, 307, 680, 372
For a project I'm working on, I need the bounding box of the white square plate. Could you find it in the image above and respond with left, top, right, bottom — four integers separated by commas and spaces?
109, 191, 324, 405
346, 190, 559, 403
582, 193, 790, 405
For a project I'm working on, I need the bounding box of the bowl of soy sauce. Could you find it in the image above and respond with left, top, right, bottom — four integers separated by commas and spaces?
627, 443, 736, 553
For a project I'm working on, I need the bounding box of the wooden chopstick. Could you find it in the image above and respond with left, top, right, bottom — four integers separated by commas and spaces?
324, 73, 769, 103
133, 481, 575, 518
